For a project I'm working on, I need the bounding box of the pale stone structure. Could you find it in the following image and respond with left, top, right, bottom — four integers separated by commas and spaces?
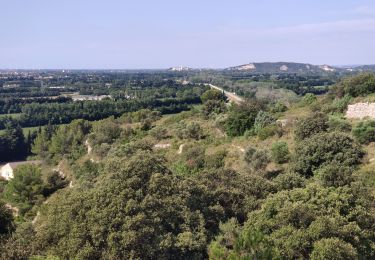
346, 103, 375, 119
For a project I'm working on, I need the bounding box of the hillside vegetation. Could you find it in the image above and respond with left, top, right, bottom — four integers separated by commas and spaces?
1, 73, 375, 259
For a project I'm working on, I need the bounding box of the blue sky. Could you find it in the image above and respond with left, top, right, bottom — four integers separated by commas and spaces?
1, 0, 375, 69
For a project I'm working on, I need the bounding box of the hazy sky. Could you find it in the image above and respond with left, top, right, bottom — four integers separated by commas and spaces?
1, 0, 375, 69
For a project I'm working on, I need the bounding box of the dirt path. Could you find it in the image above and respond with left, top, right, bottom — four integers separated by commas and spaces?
232, 144, 245, 153
178, 144, 185, 154
85, 139, 92, 155
215, 127, 226, 137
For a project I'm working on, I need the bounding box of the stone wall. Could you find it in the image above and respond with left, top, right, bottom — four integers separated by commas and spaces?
346, 102, 375, 119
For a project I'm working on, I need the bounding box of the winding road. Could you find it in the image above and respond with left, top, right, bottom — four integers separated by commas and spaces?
205, 84, 244, 104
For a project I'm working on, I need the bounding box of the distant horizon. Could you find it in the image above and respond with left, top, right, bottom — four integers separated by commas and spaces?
1, 0, 375, 69
0, 61, 374, 71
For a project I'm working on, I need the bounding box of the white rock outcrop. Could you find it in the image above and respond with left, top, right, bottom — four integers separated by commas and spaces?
280, 65, 288, 71
346, 103, 375, 119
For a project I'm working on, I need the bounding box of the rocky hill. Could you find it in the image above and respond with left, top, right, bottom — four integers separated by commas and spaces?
226, 62, 338, 73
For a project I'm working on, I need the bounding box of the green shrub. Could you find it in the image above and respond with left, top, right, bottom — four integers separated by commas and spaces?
269, 101, 287, 113
3, 165, 44, 216
182, 145, 206, 170
273, 172, 306, 191
301, 93, 317, 105
257, 125, 278, 140
186, 122, 204, 140
271, 141, 290, 164
201, 89, 226, 103
293, 132, 363, 177
331, 95, 352, 113
150, 127, 168, 140
253, 111, 275, 134
72, 160, 101, 184
205, 150, 227, 169
244, 147, 256, 163
201, 100, 226, 118
244, 148, 270, 171
311, 238, 358, 260
294, 112, 328, 141
225, 102, 262, 136
0, 200, 14, 237
333, 73, 375, 97
209, 221, 279, 260
140, 118, 152, 131
43, 171, 68, 196
176, 122, 204, 140
314, 163, 354, 187
352, 120, 375, 144
328, 115, 351, 132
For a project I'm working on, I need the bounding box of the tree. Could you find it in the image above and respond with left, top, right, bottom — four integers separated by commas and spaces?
4, 120, 26, 159
32, 127, 53, 160
49, 119, 91, 161
225, 102, 262, 137
201, 89, 226, 103
0, 120, 27, 162
0, 200, 14, 238
202, 100, 226, 118
3, 165, 44, 216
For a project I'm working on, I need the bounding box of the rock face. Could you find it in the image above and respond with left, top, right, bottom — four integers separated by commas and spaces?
319, 64, 336, 72
280, 65, 288, 71
235, 63, 256, 71
346, 103, 375, 119
276, 119, 290, 127
226, 62, 340, 73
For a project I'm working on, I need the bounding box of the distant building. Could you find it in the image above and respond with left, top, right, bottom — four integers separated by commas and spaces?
168, 66, 193, 72
71, 95, 112, 102
3, 83, 20, 88
0, 161, 41, 180
48, 86, 66, 89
